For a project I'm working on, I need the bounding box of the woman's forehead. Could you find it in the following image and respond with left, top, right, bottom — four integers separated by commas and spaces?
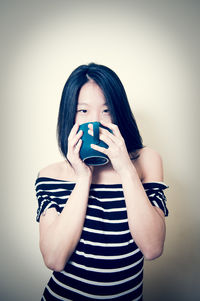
78, 81, 106, 105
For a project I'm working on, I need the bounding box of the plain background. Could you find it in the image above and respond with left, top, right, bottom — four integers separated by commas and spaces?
1, 0, 199, 300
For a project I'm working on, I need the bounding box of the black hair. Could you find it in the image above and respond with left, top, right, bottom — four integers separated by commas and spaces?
57, 63, 144, 159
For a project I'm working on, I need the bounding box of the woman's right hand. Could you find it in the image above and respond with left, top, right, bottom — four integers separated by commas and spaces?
67, 123, 93, 180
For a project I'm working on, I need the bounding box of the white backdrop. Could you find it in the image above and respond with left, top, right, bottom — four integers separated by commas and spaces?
1, 0, 199, 300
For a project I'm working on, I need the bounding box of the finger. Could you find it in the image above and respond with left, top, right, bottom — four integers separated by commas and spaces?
74, 139, 82, 154
99, 132, 114, 147
70, 130, 83, 148
100, 127, 126, 152
88, 129, 93, 136
100, 121, 121, 138
100, 127, 119, 144
89, 128, 116, 145
91, 143, 108, 154
67, 138, 82, 162
88, 123, 93, 130
68, 123, 79, 141
88, 124, 94, 136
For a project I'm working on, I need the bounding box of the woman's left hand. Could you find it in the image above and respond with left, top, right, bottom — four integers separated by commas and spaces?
90, 121, 133, 175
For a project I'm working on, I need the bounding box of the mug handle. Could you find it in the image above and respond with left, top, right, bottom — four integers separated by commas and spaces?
93, 122, 100, 145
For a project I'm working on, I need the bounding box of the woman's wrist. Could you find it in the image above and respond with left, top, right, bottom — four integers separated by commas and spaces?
118, 163, 139, 182
76, 172, 92, 185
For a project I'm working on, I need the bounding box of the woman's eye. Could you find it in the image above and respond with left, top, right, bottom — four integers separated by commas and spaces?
103, 109, 110, 114
77, 109, 87, 113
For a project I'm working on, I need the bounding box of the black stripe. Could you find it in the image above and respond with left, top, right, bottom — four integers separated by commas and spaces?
35, 177, 168, 300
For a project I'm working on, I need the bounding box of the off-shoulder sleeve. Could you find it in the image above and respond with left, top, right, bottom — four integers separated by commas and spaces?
143, 182, 169, 216
35, 178, 62, 222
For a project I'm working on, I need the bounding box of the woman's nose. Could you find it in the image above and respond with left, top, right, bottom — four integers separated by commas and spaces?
89, 113, 100, 122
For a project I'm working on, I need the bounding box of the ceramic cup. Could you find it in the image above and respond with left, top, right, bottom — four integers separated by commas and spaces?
78, 121, 111, 166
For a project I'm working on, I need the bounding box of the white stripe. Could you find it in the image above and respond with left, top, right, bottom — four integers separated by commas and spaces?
160, 199, 167, 215
156, 194, 166, 204
46, 285, 72, 300
158, 191, 165, 197
156, 194, 164, 202
90, 187, 123, 192
88, 204, 126, 212
152, 201, 159, 208
156, 195, 166, 214
37, 200, 58, 219
41, 297, 46, 301
38, 198, 65, 209
38, 194, 124, 202
152, 198, 167, 215
37, 188, 69, 193
36, 180, 167, 188
56, 204, 65, 208
42, 201, 57, 212
51, 275, 143, 299
36, 184, 121, 192
47, 283, 142, 301
89, 195, 124, 202
83, 227, 130, 235
80, 238, 134, 247
75, 248, 140, 260
86, 215, 128, 224
61, 267, 143, 286
69, 256, 143, 273
35, 180, 75, 188
38, 194, 68, 200
37, 198, 49, 208
148, 193, 156, 197
43, 200, 57, 207
38, 199, 66, 210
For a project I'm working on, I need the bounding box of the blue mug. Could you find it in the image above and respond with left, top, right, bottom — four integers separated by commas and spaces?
78, 121, 111, 166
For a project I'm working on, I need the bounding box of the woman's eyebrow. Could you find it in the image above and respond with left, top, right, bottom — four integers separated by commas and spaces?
77, 102, 89, 106
77, 102, 108, 106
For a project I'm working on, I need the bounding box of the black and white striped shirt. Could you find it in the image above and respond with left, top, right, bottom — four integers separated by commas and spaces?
35, 177, 169, 301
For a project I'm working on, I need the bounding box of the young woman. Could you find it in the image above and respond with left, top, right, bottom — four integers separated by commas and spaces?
35, 63, 169, 300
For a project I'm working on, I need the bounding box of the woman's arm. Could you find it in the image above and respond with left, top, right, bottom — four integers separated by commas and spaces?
120, 148, 166, 260
39, 123, 93, 271
91, 122, 166, 260
39, 174, 92, 272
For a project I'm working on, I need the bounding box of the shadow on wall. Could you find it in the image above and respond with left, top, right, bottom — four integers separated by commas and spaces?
135, 112, 200, 300
144, 178, 200, 300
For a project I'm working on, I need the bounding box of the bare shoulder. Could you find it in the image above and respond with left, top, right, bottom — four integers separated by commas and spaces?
38, 161, 63, 178
38, 160, 73, 180
136, 146, 164, 183
138, 146, 162, 162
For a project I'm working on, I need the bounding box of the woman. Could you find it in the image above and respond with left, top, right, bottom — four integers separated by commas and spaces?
35, 63, 169, 300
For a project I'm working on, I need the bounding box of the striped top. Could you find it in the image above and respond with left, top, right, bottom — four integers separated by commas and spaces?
35, 177, 169, 301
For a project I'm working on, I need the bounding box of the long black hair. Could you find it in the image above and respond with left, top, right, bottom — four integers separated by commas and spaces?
57, 63, 144, 159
